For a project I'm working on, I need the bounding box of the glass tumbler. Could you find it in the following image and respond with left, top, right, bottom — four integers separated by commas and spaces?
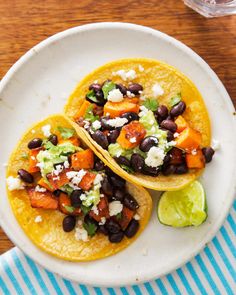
184, 0, 236, 17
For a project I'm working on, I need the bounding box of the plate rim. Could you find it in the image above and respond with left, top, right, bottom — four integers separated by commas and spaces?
0, 22, 236, 286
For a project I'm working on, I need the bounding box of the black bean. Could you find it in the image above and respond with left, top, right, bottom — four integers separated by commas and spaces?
70, 190, 83, 207
99, 224, 108, 235
160, 120, 177, 133
62, 216, 76, 232
125, 219, 139, 238
114, 156, 131, 167
116, 83, 127, 95
109, 231, 124, 243
142, 165, 160, 176
18, 169, 34, 183
128, 83, 143, 95
130, 153, 145, 172
105, 166, 115, 177
162, 164, 176, 176
123, 193, 139, 211
101, 117, 113, 131
109, 174, 126, 189
53, 189, 62, 197
175, 164, 188, 174
89, 83, 102, 92
113, 189, 125, 201
95, 90, 106, 106
27, 138, 42, 149
91, 130, 109, 149
163, 153, 171, 164
84, 215, 98, 226
107, 129, 120, 144
169, 147, 184, 165
156, 105, 168, 119
166, 130, 174, 142
170, 101, 186, 117
121, 112, 139, 123
105, 219, 121, 233
101, 177, 113, 196
48, 134, 58, 146
139, 136, 159, 152
202, 147, 215, 163
94, 160, 105, 171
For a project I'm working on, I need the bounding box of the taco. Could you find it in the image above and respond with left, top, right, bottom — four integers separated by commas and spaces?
64, 58, 215, 191
6, 114, 152, 261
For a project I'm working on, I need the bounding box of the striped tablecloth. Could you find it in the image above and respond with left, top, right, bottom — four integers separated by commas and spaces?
0, 200, 235, 295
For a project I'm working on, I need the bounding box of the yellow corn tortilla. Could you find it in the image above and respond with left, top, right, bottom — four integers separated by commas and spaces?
65, 58, 211, 191
6, 114, 152, 261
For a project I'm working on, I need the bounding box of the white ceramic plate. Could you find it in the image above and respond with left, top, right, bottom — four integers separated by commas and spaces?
0, 23, 235, 287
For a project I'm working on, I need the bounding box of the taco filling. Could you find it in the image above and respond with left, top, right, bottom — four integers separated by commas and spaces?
73, 79, 215, 177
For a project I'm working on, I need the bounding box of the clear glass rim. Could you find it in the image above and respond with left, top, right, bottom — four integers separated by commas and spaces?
189, 0, 236, 8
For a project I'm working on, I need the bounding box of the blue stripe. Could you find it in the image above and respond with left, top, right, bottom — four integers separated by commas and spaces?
79, 284, 89, 295
0, 276, 10, 295
166, 274, 181, 295
220, 226, 236, 258
212, 237, 236, 281
155, 279, 168, 295
227, 214, 236, 235
195, 254, 221, 295
176, 268, 194, 295
107, 287, 116, 295
12, 250, 37, 295
132, 285, 142, 295
204, 247, 234, 295
25, 255, 50, 295
63, 279, 77, 295
1, 257, 24, 295
94, 287, 104, 295
144, 282, 155, 295
186, 262, 207, 295
233, 200, 236, 211
45, 269, 63, 295
120, 287, 129, 295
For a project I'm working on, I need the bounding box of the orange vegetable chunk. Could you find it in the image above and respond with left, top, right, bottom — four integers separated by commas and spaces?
27, 188, 58, 210
175, 116, 188, 133
59, 137, 80, 147
28, 148, 42, 173
59, 192, 81, 215
175, 127, 201, 152
74, 100, 91, 120
103, 98, 139, 118
71, 149, 94, 170
117, 121, 146, 149
89, 196, 109, 222
38, 178, 54, 192
186, 149, 205, 169
47, 169, 71, 190
79, 172, 96, 191
118, 206, 135, 230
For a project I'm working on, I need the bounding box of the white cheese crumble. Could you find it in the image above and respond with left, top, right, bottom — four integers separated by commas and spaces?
109, 201, 123, 216
75, 222, 89, 242
34, 215, 43, 223
174, 132, 179, 138
138, 65, 144, 72
6, 176, 24, 191
83, 120, 90, 129
92, 120, 101, 130
93, 173, 104, 187
66, 170, 87, 186
126, 91, 135, 98
191, 149, 197, 155
80, 193, 87, 201
152, 83, 164, 98
107, 88, 124, 102
107, 117, 128, 128
134, 213, 140, 220
145, 146, 165, 167
92, 205, 99, 215
166, 141, 176, 148
35, 185, 47, 193
64, 161, 70, 169
41, 124, 51, 137
52, 164, 64, 176
129, 137, 137, 143
113, 69, 137, 81
99, 217, 106, 225
139, 105, 149, 117
212, 139, 220, 150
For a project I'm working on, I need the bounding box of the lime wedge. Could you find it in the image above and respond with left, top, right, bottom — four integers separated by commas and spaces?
157, 181, 207, 227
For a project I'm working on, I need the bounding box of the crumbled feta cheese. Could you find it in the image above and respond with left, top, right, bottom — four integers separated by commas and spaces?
92, 205, 99, 215
75, 223, 88, 242
138, 65, 144, 72
83, 120, 90, 129
142, 248, 148, 256
34, 215, 43, 223
31, 129, 36, 134
166, 141, 176, 148
145, 146, 165, 167
174, 132, 179, 138
41, 124, 51, 137
93, 174, 104, 186
107, 89, 124, 102
35, 185, 47, 193
52, 164, 64, 176
99, 217, 106, 225
80, 193, 87, 201
191, 149, 197, 155
134, 213, 140, 220
6, 176, 24, 191
64, 161, 70, 169
36, 162, 44, 169
66, 170, 87, 186
126, 91, 135, 98
92, 120, 101, 130
139, 105, 149, 117
138, 90, 143, 94
129, 137, 137, 143
107, 117, 128, 128
113, 69, 137, 81
109, 201, 123, 216
212, 139, 220, 150
152, 83, 164, 98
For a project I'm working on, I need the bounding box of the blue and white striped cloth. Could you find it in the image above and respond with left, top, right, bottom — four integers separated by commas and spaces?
0, 200, 235, 295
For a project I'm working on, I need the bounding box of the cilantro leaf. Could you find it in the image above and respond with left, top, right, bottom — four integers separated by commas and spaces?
84, 105, 99, 123
61, 184, 73, 195
83, 222, 97, 237
86, 89, 101, 104
21, 152, 29, 160
116, 212, 122, 220
81, 205, 92, 215
120, 164, 134, 174
57, 126, 75, 139
142, 98, 159, 111
63, 205, 75, 213
102, 81, 116, 99
170, 93, 182, 107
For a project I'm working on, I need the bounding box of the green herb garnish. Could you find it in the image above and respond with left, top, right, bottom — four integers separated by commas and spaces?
116, 212, 122, 220
81, 205, 92, 215
84, 105, 99, 123
86, 90, 101, 104
170, 93, 182, 107
57, 126, 75, 139
102, 81, 116, 99
61, 184, 74, 195
120, 164, 134, 174
142, 98, 159, 111
21, 152, 29, 160
63, 205, 75, 213
83, 222, 97, 237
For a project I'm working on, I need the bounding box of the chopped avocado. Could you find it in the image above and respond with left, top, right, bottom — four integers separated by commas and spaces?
170, 93, 182, 107
108, 143, 145, 160
102, 81, 116, 99
82, 188, 100, 207
57, 126, 75, 139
